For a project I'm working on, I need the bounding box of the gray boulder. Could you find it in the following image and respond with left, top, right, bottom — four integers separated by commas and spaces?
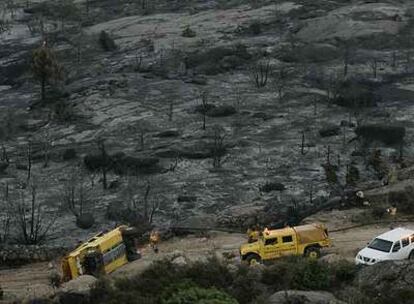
58, 275, 97, 304
60, 275, 97, 294
355, 261, 414, 303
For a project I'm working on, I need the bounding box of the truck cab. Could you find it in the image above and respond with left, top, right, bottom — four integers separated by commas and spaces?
355, 227, 414, 265
240, 223, 330, 264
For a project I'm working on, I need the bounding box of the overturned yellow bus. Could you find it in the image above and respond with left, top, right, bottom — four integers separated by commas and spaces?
61, 226, 138, 281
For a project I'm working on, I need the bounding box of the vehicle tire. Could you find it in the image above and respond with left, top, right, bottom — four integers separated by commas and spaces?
305, 247, 321, 259
409, 251, 414, 260
245, 254, 261, 266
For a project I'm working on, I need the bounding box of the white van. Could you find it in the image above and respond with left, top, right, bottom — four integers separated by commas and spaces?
355, 227, 414, 265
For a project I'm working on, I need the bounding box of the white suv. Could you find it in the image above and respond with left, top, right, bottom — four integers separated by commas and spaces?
355, 227, 414, 265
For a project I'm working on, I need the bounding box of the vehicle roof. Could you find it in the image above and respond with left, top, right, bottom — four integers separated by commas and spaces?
68, 227, 123, 257
376, 227, 414, 242
264, 224, 324, 238
265, 227, 295, 238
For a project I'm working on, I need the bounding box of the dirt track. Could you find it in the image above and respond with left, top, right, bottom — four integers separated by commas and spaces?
2, 211, 414, 301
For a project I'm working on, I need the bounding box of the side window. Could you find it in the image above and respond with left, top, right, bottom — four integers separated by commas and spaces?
265, 238, 278, 246
282, 235, 293, 243
392, 241, 401, 252
410, 234, 414, 243
402, 238, 409, 247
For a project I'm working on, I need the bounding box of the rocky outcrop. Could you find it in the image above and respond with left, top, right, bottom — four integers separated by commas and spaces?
356, 261, 414, 303
58, 275, 97, 304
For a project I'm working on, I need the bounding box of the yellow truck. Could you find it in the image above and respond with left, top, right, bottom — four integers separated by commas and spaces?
240, 223, 331, 264
61, 226, 139, 281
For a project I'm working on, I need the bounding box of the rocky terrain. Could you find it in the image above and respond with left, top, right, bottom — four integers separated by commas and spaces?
1, 0, 414, 302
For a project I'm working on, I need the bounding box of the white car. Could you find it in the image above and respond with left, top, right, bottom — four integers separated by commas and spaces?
355, 227, 414, 265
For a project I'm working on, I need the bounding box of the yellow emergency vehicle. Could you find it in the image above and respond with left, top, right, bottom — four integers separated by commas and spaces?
240, 223, 331, 264
61, 226, 137, 281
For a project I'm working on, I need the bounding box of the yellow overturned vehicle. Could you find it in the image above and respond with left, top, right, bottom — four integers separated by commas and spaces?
61, 226, 139, 281
240, 223, 331, 264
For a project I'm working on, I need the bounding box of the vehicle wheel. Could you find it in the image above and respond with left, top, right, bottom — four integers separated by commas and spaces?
409, 251, 414, 260
305, 247, 321, 259
245, 254, 261, 266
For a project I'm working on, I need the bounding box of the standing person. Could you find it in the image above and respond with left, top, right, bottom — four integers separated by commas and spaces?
149, 229, 160, 253
247, 225, 260, 243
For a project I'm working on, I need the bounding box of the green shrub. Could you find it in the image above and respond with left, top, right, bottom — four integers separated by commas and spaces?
182, 25, 196, 37
323, 164, 338, 185
368, 149, 389, 179
53, 100, 75, 122
228, 264, 263, 303
294, 259, 330, 290
62, 148, 77, 160
161, 282, 237, 304
329, 260, 358, 285
260, 182, 286, 193
185, 256, 233, 290
186, 44, 251, 75
99, 31, 117, 51
249, 21, 262, 35
89, 256, 263, 304
278, 43, 340, 63
333, 80, 377, 108
262, 256, 330, 291
355, 125, 405, 146
371, 207, 387, 219
346, 165, 360, 186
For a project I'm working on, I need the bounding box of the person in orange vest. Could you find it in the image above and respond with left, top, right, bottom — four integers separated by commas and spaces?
149, 229, 160, 253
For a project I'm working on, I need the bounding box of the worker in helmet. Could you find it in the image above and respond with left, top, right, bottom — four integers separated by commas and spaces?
247, 225, 260, 243
149, 229, 160, 253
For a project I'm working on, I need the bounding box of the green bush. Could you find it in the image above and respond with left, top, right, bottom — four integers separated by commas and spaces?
323, 164, 338, 185
99, 31, 117, 51
182, 25, 196, 37
333, 80, 377, 108
295, 259, 330, 290
346, 165, 360, 186
53, 100, 75, 122
249, 21, 262, 35
262, 257, 356, 290
89, 256, 262, 304
329, 260, 358, 285
355, 125, 405, 146
161, 282, 237, 304
278, 43, 340, 63
186, 44, 251, 75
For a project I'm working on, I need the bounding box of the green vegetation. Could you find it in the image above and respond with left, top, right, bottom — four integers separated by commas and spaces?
182, 25, 196, 38
31, 43, 62, 102
162, 283, 237, 304
187, 44, 251, 75
89, 256, 261, 304
263, 256, 358, 291
99, 30, 117, 51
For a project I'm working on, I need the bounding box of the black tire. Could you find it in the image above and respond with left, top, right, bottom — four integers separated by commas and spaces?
409, 251, 414, 260
304, 247, 321, 259
245, 254, 261, 265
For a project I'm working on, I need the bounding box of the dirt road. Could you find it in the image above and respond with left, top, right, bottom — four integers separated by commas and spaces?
2, 211, 414, 301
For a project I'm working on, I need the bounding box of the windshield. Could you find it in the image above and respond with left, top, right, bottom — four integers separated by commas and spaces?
368, 238, 393, 253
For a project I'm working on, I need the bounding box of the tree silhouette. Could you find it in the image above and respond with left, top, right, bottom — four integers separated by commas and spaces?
31, 42, 62, 102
